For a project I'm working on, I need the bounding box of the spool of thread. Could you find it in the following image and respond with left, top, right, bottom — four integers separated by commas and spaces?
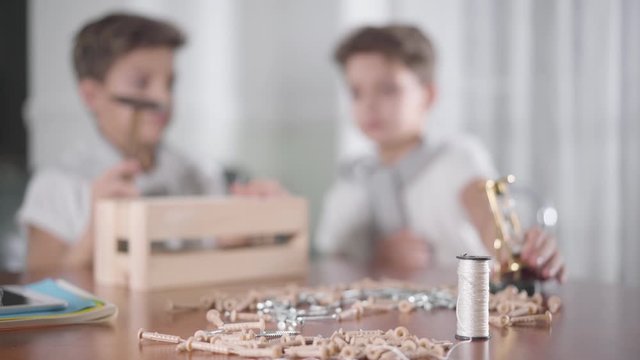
455, 254, 491, 340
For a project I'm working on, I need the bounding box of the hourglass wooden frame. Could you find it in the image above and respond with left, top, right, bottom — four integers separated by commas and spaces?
484, 175, 525, 279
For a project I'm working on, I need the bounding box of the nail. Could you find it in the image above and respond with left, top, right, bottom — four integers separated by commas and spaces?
255, 330, 300, 339
296, 313, 337, 323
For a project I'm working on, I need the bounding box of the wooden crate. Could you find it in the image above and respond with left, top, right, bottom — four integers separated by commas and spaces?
94, 196, 308, 291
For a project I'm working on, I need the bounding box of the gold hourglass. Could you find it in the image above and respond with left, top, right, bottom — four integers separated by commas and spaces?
485, 175, 539, 294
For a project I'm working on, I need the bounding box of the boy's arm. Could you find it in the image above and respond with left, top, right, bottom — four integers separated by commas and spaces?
373, 230, 431, 271
27, 224, 94, 270
461, 178, 497, 252
23, 160, 140, 272
316, 179, 374, 262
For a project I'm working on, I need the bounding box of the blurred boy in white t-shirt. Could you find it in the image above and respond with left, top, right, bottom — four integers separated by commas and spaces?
18, 13, 285, 271
317, 25, 565, 282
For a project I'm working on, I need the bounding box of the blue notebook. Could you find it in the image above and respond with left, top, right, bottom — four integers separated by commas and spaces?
0, 279, 117, 329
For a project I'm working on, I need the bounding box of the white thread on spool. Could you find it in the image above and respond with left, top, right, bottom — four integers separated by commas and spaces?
455, 254, 491, 340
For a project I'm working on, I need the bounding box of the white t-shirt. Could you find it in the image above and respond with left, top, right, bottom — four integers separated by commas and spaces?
315, 134, 497, 266
17, 126, 225, 244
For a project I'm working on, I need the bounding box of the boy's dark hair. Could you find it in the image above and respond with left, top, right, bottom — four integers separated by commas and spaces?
334, 25, 436, 84
73, 12, 185, 81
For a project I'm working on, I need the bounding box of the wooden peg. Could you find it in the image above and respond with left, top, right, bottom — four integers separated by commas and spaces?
508, 303, 539, 317
364, 346, 388, 360
417, 338, 432, 348
495, 285, 519, 300
206, 309, 225, 327
517, 290, 529, 301
222, 318, 266, 332
400, 339, 418, 351
229, 310, 272, 322
530, 293, 544, 306
489, 315, 510, 328
285, 345, 331, 359
547, 295, 562, 313
223, 298, 239, 312
234, 295, 256, 312
219, 337, 266, 348
351, 337, 372, 346
279, 335, 306, 347
165, 300, 198, 313
345, 329, 384, 338
330, 334, 348, 348
336, 307, 363, 321
428, 338, 453, 350
137, 328, 183, 344
398, 300, 416, 314
497, 300, 538, 315
233, 345, 284, 358
509, 310, 553, 327
364, 301, 395, 314
380, 350, 401, 360
313, 337, 331, 346
193, 329, 223, 342
339, 345, 363, 360
183, 337, 232, 354
393, 326, 410, 338
199, 295, 215, 309
216, 329, 256, 341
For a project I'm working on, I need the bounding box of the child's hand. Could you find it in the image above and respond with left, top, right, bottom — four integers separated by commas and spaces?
230, 179, 289, 197
520, 227, 566, 283
91, 160, 140, 201
374, 230, 431, 270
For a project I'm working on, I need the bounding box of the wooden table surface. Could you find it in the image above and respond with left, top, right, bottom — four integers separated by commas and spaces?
1, 259, 639, 360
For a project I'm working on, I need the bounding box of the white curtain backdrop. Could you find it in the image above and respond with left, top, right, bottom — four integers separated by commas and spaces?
388, 0, 640, 286
26, 0, 639, 285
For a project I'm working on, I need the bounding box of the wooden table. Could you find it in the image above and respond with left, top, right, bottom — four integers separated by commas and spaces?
1, 259, 639, 359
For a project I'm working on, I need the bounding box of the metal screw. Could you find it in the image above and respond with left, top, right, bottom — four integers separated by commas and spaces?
256, 330, 300, 339
296, 313, 338, 323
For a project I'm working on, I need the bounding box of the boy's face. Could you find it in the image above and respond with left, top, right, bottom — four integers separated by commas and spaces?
79, 47, 176, 150
343, 53, 435, 147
